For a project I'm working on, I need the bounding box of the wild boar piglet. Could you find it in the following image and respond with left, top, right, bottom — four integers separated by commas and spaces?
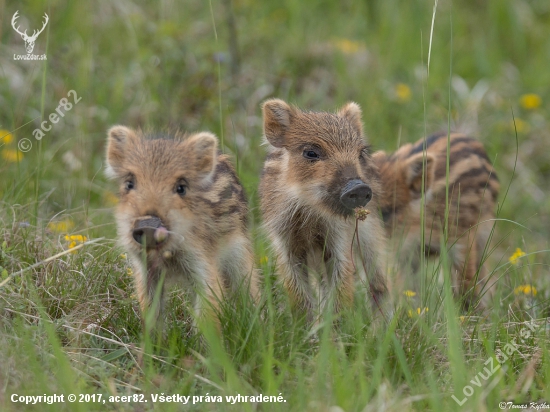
105, 126, 258, 327
259, 99, 388, 320
373, 132, 499, 309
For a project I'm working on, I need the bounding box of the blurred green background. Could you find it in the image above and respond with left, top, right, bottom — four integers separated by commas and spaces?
1, 0, 549, 410
1, 0, 549, 227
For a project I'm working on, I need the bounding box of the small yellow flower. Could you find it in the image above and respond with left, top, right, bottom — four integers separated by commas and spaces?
120, 253, 127, 260
48, 219, 75, 233
520, 93, 542, 110
403, 290, 416, 298
259, 256, 269, 265
509, 248, 526, 266
126, 267, 133, 276
395, 83, 412, 103
509, 118, 530, 134
332, 38, 363, 54
0, 130, 14, 145
354, 207, 370, 221
514, 284, 537, 297
64, 234, 87, 243
408, 307, 428, 317
459, 315, 466, 323
2, 149, 23, 163
64, 234, 88, 253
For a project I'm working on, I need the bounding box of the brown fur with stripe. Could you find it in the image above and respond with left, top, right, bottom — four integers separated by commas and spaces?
372, 132, 499, 309
259, 99, 388, 320
105, 126, 258, 327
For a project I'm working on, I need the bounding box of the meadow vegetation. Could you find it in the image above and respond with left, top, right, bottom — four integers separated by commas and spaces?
1, 0, 549, 410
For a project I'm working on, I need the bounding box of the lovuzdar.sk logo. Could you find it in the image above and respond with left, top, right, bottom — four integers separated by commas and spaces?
11, 10, 48, 61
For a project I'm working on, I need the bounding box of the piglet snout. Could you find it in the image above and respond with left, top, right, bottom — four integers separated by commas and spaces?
132, 216, 169, 248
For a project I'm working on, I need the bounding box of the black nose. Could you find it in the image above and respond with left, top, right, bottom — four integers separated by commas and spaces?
132, 216, 167, 248
340, 179, 372, 210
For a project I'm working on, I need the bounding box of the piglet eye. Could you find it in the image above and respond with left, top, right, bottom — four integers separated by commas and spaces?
176, 184, 187, 196
303, 149, 320, 160
125, 180, 135, 191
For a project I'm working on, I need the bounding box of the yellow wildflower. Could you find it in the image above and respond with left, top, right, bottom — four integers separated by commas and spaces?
408, 307, 428, 317
0, 130, 14, 145
259, 256, 269, 265
64, 234, 87, 243
64, 234, 88, 252
520, 93, 542, 110
2, 149, 23, 163
48, 219, 75, 233
509, 248, 526, 265
120, 253, 127, 260
354, 207, 370, 221
514, 284, 537, 297
510, 118, 530, 134
395, 83, 412, 103
332, 38, 363, 54
126, 267, 133, 276
403, 290, 416, 298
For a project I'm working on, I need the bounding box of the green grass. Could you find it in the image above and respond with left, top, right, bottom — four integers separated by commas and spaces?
1, 0, 550, 410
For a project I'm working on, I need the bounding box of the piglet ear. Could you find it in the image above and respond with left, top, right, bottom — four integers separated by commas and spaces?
404, 152, 436, 194
105, 126, 138, 178
183, 131, 218, 181
262, 99, 293, 148
371, 150, 387, 166
338, 102, 363, 136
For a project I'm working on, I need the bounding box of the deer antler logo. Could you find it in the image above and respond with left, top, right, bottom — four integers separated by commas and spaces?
11, 11, 49, 54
